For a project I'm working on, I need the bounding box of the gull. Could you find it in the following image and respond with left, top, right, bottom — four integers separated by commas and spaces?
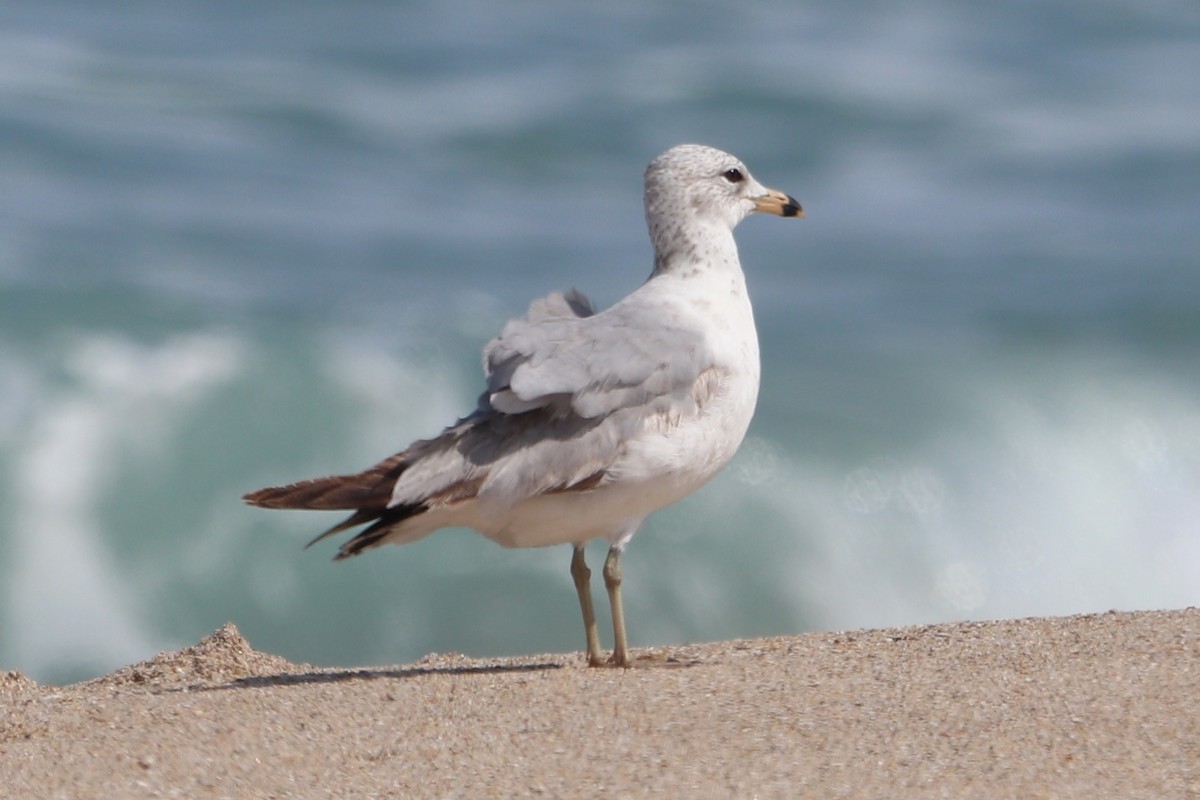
244, 144, 802, 667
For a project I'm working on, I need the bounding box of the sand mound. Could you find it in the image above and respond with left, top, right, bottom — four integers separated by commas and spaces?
87, 622, 298, 691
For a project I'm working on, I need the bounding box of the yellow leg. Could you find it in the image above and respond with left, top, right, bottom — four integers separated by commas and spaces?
570, 545, 604, 666
603, 546, 631, 667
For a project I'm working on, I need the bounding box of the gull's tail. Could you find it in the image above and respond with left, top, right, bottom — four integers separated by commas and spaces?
243, 452, 427, 558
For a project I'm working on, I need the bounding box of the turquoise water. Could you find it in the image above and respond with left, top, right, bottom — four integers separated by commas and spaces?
2, 2, 1199, 685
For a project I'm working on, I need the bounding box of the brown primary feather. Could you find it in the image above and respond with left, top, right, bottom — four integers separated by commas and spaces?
243, 451, 433, 557
326, 501, 427, 560
242, 452, 409, 511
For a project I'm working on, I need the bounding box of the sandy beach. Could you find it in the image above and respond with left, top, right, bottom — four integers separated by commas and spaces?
3, 608, 1197, 798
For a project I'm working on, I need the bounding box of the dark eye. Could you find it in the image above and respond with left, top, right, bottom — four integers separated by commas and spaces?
722, 168, 745, 183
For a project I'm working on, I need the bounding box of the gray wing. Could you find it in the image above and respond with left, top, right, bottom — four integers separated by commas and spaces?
482, 288, 714, 420
382, 288, 717, 510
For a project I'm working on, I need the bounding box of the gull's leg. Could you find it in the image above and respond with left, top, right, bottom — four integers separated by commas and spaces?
570, 545, 604, 667
603, 546, 631, 667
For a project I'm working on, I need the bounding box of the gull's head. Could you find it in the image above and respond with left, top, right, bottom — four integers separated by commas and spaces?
644, 144, 803, 236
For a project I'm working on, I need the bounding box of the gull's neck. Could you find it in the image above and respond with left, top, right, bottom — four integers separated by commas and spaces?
648, 218, 742, 281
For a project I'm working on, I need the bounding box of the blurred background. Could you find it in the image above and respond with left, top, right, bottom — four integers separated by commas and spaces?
2, 1, 1198, 685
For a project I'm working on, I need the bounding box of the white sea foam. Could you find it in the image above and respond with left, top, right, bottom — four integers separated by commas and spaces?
318, 333, 469, 460
725, 365, 1200, 632
3, 332, 243, 681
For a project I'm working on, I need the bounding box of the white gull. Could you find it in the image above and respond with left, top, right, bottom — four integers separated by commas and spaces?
244, 143, 803, 667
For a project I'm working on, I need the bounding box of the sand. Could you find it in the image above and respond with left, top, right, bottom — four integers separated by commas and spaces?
3, 608, 1198, 799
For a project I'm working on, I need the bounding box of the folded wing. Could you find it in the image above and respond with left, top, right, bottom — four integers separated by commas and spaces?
245, 288, 719, 557
484, 288, 714, 420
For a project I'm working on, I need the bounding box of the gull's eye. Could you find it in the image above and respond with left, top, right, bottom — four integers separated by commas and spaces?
722, 167, 745, 183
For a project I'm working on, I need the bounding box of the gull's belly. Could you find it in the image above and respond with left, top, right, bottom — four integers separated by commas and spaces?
472, 367, 759, 550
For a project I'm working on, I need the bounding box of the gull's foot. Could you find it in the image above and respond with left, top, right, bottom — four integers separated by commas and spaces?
606, 651, 632, 669
581, 651, 631, 668
588, 649, 702, 669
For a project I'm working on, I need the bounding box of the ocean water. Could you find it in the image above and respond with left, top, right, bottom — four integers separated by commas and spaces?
2, 1, 1199, 685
